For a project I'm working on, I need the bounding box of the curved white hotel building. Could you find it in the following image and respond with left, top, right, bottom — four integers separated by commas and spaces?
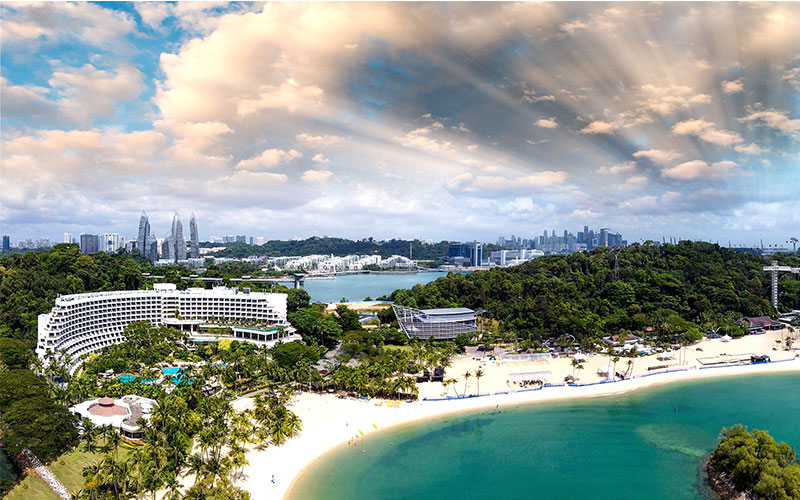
37, 283, 288, 363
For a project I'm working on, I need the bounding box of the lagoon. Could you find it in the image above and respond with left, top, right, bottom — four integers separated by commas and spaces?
301, 271, 455, 303
289, 373, 800, 500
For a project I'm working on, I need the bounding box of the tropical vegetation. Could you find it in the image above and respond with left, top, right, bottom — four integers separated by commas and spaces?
707, 425, 800, 500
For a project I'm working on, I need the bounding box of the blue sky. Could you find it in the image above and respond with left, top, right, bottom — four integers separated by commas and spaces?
1, 2, 798, 246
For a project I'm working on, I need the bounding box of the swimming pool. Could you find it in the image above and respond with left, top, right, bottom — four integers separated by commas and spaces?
162, 367, 180, 375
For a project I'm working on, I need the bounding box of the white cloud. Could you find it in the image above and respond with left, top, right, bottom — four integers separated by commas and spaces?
48, 63, 145, 124
734, 143, 768, 155
721, 79, 744, 94
396, 125, 454, 153
448, 171, 567, 194
672, 119, 744, 147
295, 133, 346, 147
312, 153, 330, 166
661, 160, 742, 180
738, 108, 800, 137
580, 120, 615, 134
623, 175, 648, 187
235, 148, 303, 170
632, 149, 682, 165
535, 117, 558, 129
597, 161, 636, 175
301, 169, 334, 183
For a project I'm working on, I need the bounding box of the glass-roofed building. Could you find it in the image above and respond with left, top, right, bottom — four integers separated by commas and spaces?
392, 305, 479, 340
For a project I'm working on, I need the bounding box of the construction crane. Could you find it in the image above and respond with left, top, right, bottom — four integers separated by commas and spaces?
763, 261, 800, 308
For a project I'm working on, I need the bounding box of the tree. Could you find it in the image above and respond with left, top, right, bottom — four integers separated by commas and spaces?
462, 371, 471, 397
0, 338, 33, 369
286, 288, 310, 313
0, 395, 78, 460
474, 368, 485, 396
270, 341, 320, 369
708, 425, 800, 500
0, 368, 50, 412
335, 305, 362, 332
288, 307, 342, 348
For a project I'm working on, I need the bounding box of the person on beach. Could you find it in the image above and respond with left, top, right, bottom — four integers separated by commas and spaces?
272, 475, 275, 483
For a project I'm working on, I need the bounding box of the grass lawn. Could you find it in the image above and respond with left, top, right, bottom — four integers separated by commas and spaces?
5, 442, 131, 500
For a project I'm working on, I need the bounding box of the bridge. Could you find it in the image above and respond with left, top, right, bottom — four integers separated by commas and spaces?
763, 261, 800, 308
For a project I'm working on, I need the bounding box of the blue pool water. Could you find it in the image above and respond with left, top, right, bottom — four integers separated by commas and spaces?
162, 367, 180, 375
119, 375, 135, 383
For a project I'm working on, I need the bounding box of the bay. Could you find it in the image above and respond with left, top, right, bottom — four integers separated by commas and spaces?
300, 271, 457, 303
289, 373, 800, 500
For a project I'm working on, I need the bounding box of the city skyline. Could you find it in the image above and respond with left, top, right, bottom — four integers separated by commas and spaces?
1, 3, 799, 244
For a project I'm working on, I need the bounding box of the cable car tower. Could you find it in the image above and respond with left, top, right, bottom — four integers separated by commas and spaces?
763, 261, 800, 308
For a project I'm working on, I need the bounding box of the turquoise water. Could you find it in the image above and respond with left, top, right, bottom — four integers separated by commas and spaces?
162, 367, 180, 375
301, 271, 455, 303
290, 373, 800, 500
119, 375, 135, 383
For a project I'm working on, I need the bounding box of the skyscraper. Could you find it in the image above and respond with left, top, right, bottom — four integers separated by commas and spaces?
64, 232, 73, 244
171, 212, 187, 262
189, 212, 200, 259
137, 212, 151, 258
2, 235, 10, 252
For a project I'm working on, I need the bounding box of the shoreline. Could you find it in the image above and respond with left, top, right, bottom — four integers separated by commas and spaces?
229, 354, 800, 500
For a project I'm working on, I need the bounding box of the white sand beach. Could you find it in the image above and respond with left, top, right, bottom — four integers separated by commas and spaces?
229, 329, 799, 500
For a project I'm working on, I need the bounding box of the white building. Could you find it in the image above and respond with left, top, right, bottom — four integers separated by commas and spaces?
489, 249, 544, 266
64, 232, 73, 244
37, 283, 288, 366
70, 395, 157, 439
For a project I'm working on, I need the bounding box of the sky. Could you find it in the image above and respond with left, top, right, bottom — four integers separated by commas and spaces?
1, 2, 799, 246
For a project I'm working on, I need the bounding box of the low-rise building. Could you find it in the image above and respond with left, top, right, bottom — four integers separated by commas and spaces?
70, 395, 157, 439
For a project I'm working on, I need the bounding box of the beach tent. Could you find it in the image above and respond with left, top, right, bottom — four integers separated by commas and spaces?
574, 353, 588, 363
721, 335, 731, 342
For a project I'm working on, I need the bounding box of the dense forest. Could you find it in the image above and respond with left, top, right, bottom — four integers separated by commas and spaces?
389, 242, 800, 343
0, 244, 144, 346
208, 236, 501, 260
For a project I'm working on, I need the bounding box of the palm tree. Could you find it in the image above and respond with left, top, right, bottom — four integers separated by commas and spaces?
163, 473, 183, 500
571, 359, 580, 378
474, 368, 485, 396
444, 377, 459, 397
611, 355, 620, 380
462, 371, 472, 397
575, 363, 584, 380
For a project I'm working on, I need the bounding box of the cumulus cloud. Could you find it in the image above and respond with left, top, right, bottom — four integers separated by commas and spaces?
623, 175, 648, 187
721, 79, 744, 94
580, 120, 615, 134
734, 143, 768, 155
235, 148, 303, 170
632, 149, 682, 165
671, 119, 744, 147
738, 108, 800, 137
535, 117, 558, 129
312, 153, 330, 166
49, 63, 145, 124
597, 161, 636, 175
396, 124, 454, 153
302, 169, 334, 183
661, 160, 742, 180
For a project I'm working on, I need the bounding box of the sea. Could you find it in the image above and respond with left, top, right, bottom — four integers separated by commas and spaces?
301, 271, 456, 304
289, 373, 800, 500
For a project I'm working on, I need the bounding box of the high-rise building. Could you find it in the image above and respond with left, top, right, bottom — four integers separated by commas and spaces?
2, 235, 10, 252
600, 228, 609, 247
79, 234, 100, 255
137, 212, 153, 260
102, 233, 124, 253
189, 212, 200, 259
163, 213, 187, 263
64, 232, 73, 244
236, 235, 246, 243
223, 235, 235, 243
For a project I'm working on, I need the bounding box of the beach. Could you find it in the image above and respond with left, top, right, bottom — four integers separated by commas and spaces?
228, 329, 799, 500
